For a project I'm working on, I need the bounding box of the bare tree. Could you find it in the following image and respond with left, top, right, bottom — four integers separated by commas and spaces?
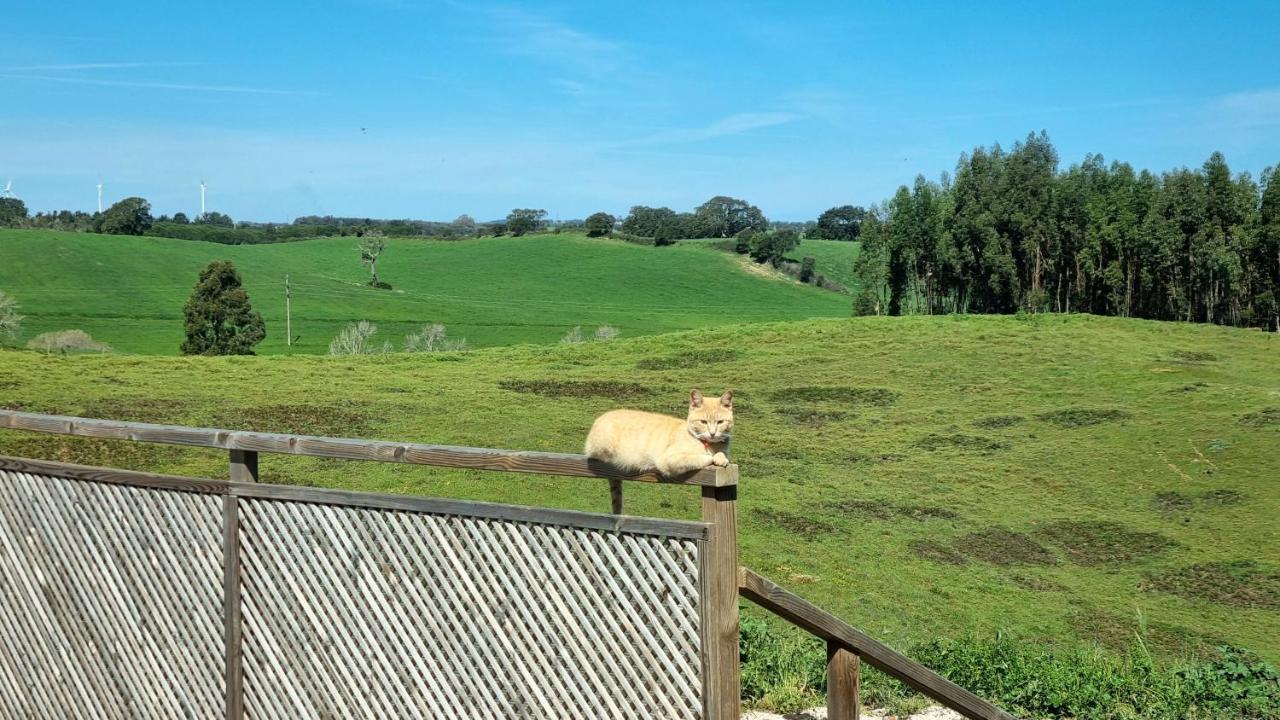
328, 321, 389, 355
0, 290, 22, 343
358, 235, 388, 288
403, 323, 469, 352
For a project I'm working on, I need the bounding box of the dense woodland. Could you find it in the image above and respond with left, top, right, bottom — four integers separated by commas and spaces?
852, 133, 1280, 331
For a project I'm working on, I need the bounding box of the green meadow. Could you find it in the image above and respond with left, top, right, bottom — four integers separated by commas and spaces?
1, 314, 1276, 666
0, 229, 849, 354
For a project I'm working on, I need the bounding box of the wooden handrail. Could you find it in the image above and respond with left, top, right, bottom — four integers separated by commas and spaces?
0, 410, 732, 487
739, 567, 1016, 720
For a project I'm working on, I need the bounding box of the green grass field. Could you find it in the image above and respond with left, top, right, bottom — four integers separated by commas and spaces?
786, 238, 861, 290
1, 314, 1276, 665
0, 229, 850, 354
680, 236, 862, 291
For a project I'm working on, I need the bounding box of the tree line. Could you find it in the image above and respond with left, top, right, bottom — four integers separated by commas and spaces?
849, 132, 1280, 331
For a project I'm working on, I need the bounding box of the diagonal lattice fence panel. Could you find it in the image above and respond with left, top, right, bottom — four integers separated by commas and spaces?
0, 469, 225, 720
237, 497, 705, 720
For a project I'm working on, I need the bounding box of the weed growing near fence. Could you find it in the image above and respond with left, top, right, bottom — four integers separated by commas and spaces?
740, 617, 1280, 719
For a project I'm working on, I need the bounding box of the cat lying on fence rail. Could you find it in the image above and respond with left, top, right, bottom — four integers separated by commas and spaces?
585, 388, 733, 477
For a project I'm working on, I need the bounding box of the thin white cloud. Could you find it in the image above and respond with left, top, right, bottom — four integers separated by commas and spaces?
481, 6, 624, 77
0, 74, 321, 96
0, 62, 193, 71
1213, 87, 1280, 128
620, 112, 807, 146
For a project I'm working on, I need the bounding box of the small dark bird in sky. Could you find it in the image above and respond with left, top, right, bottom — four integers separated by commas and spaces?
360, 127, 367, 134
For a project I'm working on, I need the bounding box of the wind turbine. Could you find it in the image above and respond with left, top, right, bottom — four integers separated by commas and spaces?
200, 180, 207, 216
2, 180, 13, 199
96, 179, 103, 213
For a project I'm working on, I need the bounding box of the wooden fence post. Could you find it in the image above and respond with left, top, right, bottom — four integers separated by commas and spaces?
223, 494, 244, 720
229, 450, 258, 483
701, 466, 740, 720
827, 641, 860, 720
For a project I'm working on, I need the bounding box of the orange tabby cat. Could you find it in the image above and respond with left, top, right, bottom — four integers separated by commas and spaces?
585, 388, 733, 478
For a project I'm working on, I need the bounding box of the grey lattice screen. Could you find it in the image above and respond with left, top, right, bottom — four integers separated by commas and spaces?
238, 498, 704, 719
0, 459, 711, 719
0, 469, 225, 719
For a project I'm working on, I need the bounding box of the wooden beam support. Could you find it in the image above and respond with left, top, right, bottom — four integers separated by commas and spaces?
827, 641, 860, 720
229, 449, 258, 483
700, 467, 740, 720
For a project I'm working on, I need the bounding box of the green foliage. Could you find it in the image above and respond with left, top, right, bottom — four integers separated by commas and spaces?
196, 211, 234, 228
97, 197, 153, 236
734, 228, 755, 254
506, 208, 548, 236
0, 198, 28, 228
621, 205, 677, 238
172, 212, 190, 224
750, 229, 800, 264
814, 205, 866, 241
739, 616, 826, 711
740, 619, 1280, 718
799, 256, 817, 283
180, 261, 265, 355
584, 212, 615, 237
859, 132, 1280, 330
694, 195, 768, 238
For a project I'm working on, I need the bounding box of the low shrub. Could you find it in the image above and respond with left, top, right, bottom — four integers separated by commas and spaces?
738, 620, 1280, 718
328, 321, 390, 355
26, 329, 112, 354
403, 323, 468, 352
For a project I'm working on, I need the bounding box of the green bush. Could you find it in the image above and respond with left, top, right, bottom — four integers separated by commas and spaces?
738, 618, 1280, 718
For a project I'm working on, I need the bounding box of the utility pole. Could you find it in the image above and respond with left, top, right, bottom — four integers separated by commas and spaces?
285, 274, 292, 346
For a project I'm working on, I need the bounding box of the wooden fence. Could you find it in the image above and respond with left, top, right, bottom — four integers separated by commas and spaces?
0, 410, 1013, 720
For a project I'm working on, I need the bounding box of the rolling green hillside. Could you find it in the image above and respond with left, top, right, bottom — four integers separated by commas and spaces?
0, 229, 849, 354
786, 238, 861, 290
1, 314, 1276, 663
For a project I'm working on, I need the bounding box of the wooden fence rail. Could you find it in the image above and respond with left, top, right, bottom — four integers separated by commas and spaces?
739, 568, 1017, 720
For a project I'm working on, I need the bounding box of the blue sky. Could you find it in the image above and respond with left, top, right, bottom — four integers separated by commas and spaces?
2, 0, 1278, 222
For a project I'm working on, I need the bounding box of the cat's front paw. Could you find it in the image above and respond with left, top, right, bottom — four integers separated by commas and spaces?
710, 452, 729, 467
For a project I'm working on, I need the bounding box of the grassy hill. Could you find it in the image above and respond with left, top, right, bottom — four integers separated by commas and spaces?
0, 229, 849, 354
681, 236, 862, 291
1, 314, 1276, 665
786, 238, 861, 290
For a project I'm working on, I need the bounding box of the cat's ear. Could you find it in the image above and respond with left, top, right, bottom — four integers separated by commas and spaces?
689, 388, 704, 408
719, 390, 733, 408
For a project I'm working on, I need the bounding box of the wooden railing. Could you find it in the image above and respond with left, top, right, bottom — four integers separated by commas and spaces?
740, 568, 1016, 720
0, 409, 1015, 719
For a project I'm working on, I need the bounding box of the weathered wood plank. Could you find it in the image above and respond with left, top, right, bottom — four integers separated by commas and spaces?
0, 455, 228, 494
229, 450, 258, 484
739, 568, 1016, 720
230, 482, 709, 540
827, 641, 860, 720
223, 495, 245, 720
700, 468, 740, 720
0, 410, 731, 487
